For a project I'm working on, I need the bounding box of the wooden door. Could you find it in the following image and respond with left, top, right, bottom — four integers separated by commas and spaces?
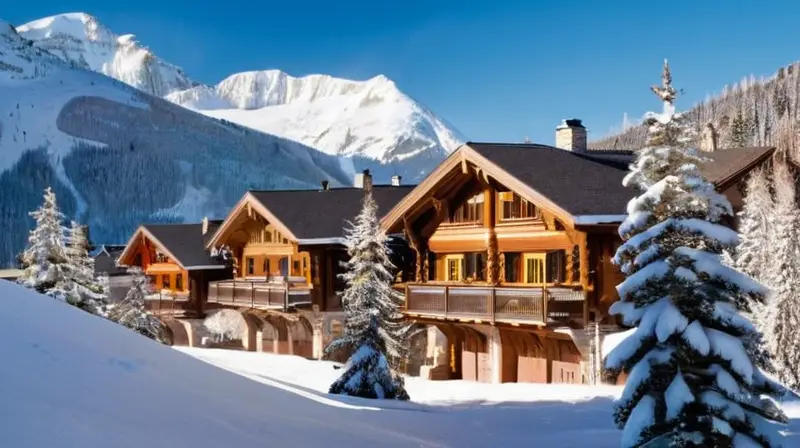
518, 357, 548, 383
524, 253, 546, 285
461, 350, 477, 381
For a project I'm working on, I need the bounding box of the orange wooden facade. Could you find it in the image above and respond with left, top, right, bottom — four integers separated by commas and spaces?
122, 232, 190, 294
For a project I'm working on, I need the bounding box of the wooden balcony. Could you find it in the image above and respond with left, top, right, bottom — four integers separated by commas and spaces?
403, 283, 588, 327
207, 279, 313, 311
144, 291, 195, 317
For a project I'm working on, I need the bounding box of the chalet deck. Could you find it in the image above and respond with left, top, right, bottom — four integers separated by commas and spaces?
206, 279, 312, 310
404, 283, 587, 326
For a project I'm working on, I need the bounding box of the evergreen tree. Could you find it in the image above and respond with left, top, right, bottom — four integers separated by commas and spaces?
761, 162, 800, 390
108, 267, 166, 343
734, 168, 775, 282
604, 61, 787, 447
65, 221, 108, 315
326, 186, 410, 400
727, 109, 754, 148
17, 188, 72, 301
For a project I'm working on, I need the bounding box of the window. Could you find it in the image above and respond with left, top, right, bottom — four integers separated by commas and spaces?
503, 252, 521, 283
464, 252, 486, 281
162, 274, 171, 289
546, 250, 566, 284
155, 252, 168, 263
134, 253, 142, 266
147, 275, 157, 288
246, 257, 255, 275
176, 274, 183, 290
500, 193, 540, 220
445, 193, 484, 225
264, 231, 272, 243
293, 260, 301, 276
444, 254, 463, 281
264, 258, 271, 276
524, 254, 546, 285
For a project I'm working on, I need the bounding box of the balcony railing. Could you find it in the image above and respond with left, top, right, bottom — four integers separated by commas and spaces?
207, 279, 313, 311
403, 283, 587, 327
144, 291, 194, 317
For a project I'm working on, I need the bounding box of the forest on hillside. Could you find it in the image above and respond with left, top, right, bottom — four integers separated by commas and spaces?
591, 62, 800, 157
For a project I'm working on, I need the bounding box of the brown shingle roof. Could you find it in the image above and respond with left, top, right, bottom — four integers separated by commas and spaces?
143, 223, 223, 269
250, 186, 414, 239
468, 143, 774, 217
469, 143, 634, 216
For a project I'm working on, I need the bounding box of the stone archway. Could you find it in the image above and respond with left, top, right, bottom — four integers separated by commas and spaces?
290, 316, 314, 358
261, 313, 291, 354
161, 318, 191, 346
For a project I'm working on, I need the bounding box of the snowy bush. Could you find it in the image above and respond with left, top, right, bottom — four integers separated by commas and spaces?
203, 309, 246, 342
604, 61, 788, 447
326, 186, 409, 400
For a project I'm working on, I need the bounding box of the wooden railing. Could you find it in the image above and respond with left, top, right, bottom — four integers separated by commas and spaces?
207, 279, 313, 311
403, 283, 587, 326
144, 291, 194, 316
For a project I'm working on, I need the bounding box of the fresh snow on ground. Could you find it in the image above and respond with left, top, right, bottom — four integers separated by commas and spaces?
177, 347, 800, 445
3, 269, 800, 446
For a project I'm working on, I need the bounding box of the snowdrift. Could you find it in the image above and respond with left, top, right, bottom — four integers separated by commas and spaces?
0, 280, 431, 447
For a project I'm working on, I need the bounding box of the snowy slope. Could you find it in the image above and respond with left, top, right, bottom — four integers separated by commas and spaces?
17, 13, 196, 97
178, 348, 800, 446
0, 18, 351, 266
0, 280, 445, 447
167, 70, 464, 163
17, 13, 465, 177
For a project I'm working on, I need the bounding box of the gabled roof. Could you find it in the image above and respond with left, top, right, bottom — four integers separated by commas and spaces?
119, 223, 225, 271
93, 246, 128, 276
207, 186, 414, 248
382, 143, 775, 231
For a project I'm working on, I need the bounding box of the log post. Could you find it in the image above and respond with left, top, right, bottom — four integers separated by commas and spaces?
483, 185, 499, 285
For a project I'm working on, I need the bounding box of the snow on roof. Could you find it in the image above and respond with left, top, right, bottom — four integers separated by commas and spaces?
0, 281, 436, 447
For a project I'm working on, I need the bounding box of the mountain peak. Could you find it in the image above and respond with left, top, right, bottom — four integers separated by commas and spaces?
16, 14, 196, 97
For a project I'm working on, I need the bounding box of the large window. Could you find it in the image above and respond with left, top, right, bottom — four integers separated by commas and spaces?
444, 254, 463, 281
443, 252, 486, 281
445, 193, 484, 225
176, 274, 183, 291
500, 192, 540, 221
161, 274, 170, 289
503, 252, 521, 282
246, 257, 255, 275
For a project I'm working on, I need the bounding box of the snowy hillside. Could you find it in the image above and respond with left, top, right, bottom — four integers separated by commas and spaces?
17, 13, 196, 97
0, 18, 351, 266
0, 280, 448, 447
17, 13, 465, 180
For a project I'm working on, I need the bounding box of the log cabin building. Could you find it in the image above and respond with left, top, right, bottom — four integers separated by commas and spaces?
199, 173, 414, 356
117, 220, 232, 318
381, 119, 775, 384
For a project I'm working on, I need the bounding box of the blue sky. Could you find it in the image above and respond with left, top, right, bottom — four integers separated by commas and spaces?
6, 1, 800, 144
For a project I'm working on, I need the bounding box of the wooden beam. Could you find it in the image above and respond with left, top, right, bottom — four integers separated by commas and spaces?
484, 184, 499, 285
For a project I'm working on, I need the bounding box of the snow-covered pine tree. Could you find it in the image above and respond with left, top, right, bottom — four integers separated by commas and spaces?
325, 184, 410, 400
733, 168, 775, 282
604, 60, 787, 447
65, 221, 107, 315
108, 267, 166, 343
761, 161, 800, 390
17, 187, 72, 301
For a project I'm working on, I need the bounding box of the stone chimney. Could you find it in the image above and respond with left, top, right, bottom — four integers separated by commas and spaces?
353, 169, 373, 191
391, 175, 402, 186
201, 216, 209, 235
555, 118, 587, 152
321, 179, 330, 191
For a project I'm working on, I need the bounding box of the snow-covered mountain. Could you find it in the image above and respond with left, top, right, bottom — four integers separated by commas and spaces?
16, 13, 196, 97
167, 70, 464, 164
17, 13, 465, 178
0, 18, 350, 266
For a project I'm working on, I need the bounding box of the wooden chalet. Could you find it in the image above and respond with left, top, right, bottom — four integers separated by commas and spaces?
381, 119, 775, 384
117, 220, 232, 317
201, 172, 414, 355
